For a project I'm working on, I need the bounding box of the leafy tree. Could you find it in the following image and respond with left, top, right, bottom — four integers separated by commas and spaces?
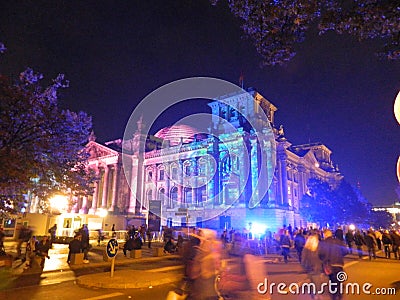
300, 177, 338, 227
211, 1, 399, 66
300, 178, 375, 227
368, 210, 393, 228
335, 179, 370, 224
0, 64, 94, 217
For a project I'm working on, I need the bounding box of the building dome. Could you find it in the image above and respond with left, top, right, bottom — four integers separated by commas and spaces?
154, 124, 200, 146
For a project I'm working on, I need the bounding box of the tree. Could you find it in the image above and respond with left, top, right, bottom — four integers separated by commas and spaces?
300, 178, 374, 227
300, 177, 338, 227
211, 1, 399, 66
368, 210, 393, 228
335, 180, 370, 224
0, 66, 94, 217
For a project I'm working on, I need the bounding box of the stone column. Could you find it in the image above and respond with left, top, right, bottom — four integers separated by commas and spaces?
177, 160, 183, 206
109, 164, 119, 212
101, 165, 110, 208
88, 181, 99, 214
80, 196, 88, 214
152, 165, 158, 200
165, 164, 171, 208
277, 144, 289, 207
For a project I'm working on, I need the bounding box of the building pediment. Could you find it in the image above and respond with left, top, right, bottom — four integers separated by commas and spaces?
302, 150, 319, 166
86, 141, 119, 160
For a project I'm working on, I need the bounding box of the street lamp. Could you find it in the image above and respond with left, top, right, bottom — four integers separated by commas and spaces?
49, 194, 68, 213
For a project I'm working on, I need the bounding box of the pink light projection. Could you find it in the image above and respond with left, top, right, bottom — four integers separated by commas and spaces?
154, 124, 199, 146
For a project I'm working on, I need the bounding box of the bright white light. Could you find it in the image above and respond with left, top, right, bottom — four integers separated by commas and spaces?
394, 91, 400, 125
397, 156, 400, 183
251, 222, 267, 235
49, 194, 68, 212
96, 208, 108, 218
349, 224, 355, 231
314, 162, 320, 168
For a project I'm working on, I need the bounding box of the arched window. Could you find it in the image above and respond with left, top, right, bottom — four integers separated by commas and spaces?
158, 188, 166, 205
184, 187, 192, 204
170, 187, 178, 204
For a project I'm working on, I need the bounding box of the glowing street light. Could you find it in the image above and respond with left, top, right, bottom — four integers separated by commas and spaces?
96, 208, 108, 218
349, 224, 356, 231
49, 194, 69, 212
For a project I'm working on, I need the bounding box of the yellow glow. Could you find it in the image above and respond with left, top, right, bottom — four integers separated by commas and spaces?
96, 208, 108, 218
394, 91, 400, 125
49, 194, 68, 212
349, 224, 355, 231
397, 156, 400, 183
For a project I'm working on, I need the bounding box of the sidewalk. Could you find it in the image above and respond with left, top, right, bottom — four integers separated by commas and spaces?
3, 240, 185, 289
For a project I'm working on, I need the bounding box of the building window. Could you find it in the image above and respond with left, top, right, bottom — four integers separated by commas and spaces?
185, 165, 191, 176
184, 187, 192, 204
147, 171, 152, 182
158, 188, 166, 202
172, 167, 178, 180
170, 187, 178, 203
159, 169, 164, 181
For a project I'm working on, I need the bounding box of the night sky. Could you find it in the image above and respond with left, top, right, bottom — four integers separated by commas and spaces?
1, 1, 399, 206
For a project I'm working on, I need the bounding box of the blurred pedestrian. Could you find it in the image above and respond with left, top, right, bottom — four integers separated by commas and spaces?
48, 224, 57, 246
334, 226, 344, 241
36, 235, 51, 269
345, 230, 354, 254
146, 227, 153, 249
164, 238, 176, 254
280, 230, 291, 263
294, 230, 305, 263
364, 230, 377, 260
382, 230, 392, 259
67, 233, 82, 264
390, 230, 400, 259
24, 235, 37, 269
353, 230, 365, 258
79, 224, 90, 263
318, 229, 348, 300
374, 230, 382, 250
301, 234, 323, 300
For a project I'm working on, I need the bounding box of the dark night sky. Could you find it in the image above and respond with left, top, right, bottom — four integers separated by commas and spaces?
1, 1, 399, 206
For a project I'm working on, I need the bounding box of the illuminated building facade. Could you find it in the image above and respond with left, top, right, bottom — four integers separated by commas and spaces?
26, 88, 342, 235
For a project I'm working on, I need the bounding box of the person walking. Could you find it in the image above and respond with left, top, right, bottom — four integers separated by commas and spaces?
345, 230, 354, 254
36, 235, 51, 269
67, 233, 82, 264
79, 224, 90, 263
24, 235, 37, 269
353, 230, 365, 258
146, 227, 153, 249
294, 230, 306, 263
280, 230, 291, 263
390, 230, 400, 259
301, 233, 323, 300
318, 229, 348, 300
374, 230, 382, 251
364, 230, 377, 260
381, 230, 392, 258
48, 224, 57, 247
